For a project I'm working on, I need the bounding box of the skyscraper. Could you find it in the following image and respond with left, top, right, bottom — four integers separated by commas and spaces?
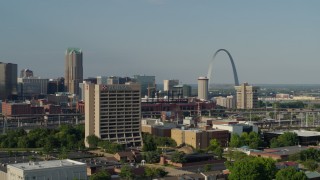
235, 82, 259, 109
0, 62, 17, 100
133, 75, 155, 97
198, 76, 209, 100
65, 48, 83, 95
20, 68, 33, 78
163, 79, 179, 92
85, 83, 142, 147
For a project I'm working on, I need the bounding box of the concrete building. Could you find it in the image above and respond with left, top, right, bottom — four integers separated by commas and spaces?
163, 79, 179, 92
169, 84, 192, 99
97, 76, 132, 85
47, 92, 74, 106
197, 77, 209, 101
250, 146, 315, 161
215, 95, 235, 109
183, 117, 195, 126
133, 75, 155, 97
141, 118, 176, 137
276, 93, 290, 99
0, 62, 17, 101
7, 159, 87, 180
171, 128, 229, 149
96, 76, 108, 85
235, 82, 258, 109
79, 81, 92, 101
65, 48, 83, 95
212, 123, 259, 135
264, 130, 320, 146
85, 83, 142, 147
18, 77, 49, 98
19, 68, 33, 78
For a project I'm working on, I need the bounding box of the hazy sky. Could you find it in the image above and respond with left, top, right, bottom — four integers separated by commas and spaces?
1, 0, 319, 84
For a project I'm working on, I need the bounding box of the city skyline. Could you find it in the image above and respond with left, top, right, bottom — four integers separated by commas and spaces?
1, 1, 319, 84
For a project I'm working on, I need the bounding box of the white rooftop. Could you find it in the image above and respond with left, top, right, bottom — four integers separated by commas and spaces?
272, 130, 320, 137
8, 159, 85, 171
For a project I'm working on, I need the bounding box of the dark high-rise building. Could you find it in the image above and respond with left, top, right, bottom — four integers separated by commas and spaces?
0, 62, 17, 100
47, 77, 65, 94
20, 68, 33, 78
65, 48, 83, 95
133, 75, 155, 97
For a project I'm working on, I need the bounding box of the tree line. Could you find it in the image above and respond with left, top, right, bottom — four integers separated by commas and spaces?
0, 125, 85, 152
226, 154, 307, 180
86, 135, 124, 153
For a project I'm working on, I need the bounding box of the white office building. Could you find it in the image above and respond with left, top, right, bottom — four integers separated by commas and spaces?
7, 159, 87, 180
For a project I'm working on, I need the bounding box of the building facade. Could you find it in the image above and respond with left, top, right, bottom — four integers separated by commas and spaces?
18, 77, 49, 98
133, 75, 155, 97
20, 68, 33, 78
163, 79, 179, 92
197, 77, 209, 101
7, 159, 87, 180
64, 48, 83, 96
215, 95, 235, 109
0, 62, 17, 101
171, 128, 229, 149
47, 77, 65, 94
85, 83, 142, 147
235, 82, 258, 109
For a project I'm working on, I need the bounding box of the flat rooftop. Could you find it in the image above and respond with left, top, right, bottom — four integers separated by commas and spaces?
174, 128, 228, 133
267, 130, 320, 137
8, 159, 85, 171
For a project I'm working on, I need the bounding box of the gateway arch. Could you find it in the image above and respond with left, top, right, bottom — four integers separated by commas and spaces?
207, 49, 239, 86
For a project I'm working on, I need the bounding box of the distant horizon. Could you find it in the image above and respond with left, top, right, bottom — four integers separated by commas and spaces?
1, 1, 319, 84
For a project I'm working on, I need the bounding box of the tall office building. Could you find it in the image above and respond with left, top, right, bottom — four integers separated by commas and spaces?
214, 95, 235, 109
20, 68, 33, 78
65, 48, 83, 96
0, 62, 17, 100
197, 76, 209, 100
85, 83, 142, 147
18, 77, 49, 99
47, 77, 65, 94
235, 82, 259, 109
133, 75, 155, 97
163, 79, 179, 92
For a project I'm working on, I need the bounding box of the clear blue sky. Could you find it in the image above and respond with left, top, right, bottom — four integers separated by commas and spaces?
1, 0, 319, 84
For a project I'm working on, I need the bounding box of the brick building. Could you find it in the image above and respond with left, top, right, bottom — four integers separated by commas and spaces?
171, 128, 229, 149
2, 102, 31, 116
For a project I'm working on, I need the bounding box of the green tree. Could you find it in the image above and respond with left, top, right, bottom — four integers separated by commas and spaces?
228, 156, 276, 180
171, 151, 186, 163
204, 164, 212, 172
247, 132, 262, 149
300, 148, 320, 161
270, 132, 298, 148
86, 135, 100, 148
58, 147, 68, 159
145, 167, 168, 179
207, 139, 223, 159
17, 136, 31, 148
275, 167, 307, 180
142, 135, 157, 152
229, 134, 242, 148
119, 165, 135, 180
226, 150, 247, 161
303, 160, 318, 171
89, 170, 111, 180
144, 151, 160, 163
270, 138, 281, 148
278, 132, 298, 146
